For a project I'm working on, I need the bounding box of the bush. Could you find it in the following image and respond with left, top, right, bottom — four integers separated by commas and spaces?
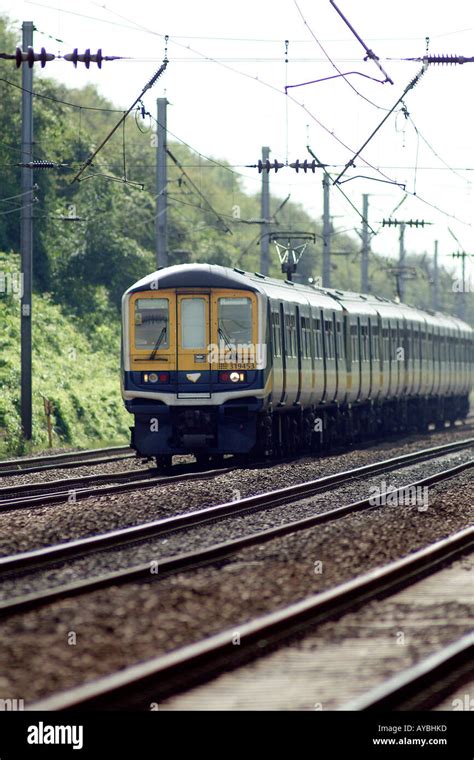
0, 252, 130, 456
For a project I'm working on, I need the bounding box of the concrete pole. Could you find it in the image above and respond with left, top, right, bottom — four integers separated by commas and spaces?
20, 21, 34, 440
398, 222, 406, 302
260, 146, 270, 275
432, 239, 439, 311
322, 174, 331, 288
156, 97, 168, 267
460, 252, 466, 321
361, 193, 369, 293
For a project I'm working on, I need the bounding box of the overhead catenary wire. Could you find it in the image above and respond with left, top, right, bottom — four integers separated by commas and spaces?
0, 188, 38, 204
406, 112, 473, 186
2, 71, 469, 228
25, 1, 474, 43
166, 147, 232, 234
148, 113, 262, 185
0, 199, 38, 216
63, 0, 440, 215
334, 63, 429, 185
76, 0, 405, 189
292, 0, 394, 111
0, 75, 124, 112
71, 54, 169, 183
10, 3, 474, 237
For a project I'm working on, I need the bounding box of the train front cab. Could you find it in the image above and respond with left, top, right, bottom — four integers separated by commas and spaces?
123, 281, 267, 459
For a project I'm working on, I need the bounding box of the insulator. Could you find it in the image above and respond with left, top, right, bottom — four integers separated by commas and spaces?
302, 159, 317, 173
19, 160, 57, 169
257, 159, 284, 173
65, 48, 79, 67
14, 46, 55, 68
64, 49, 104, 68
424, 54, 464, 65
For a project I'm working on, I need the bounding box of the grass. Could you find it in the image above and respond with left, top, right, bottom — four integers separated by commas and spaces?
0, 253, 130, 458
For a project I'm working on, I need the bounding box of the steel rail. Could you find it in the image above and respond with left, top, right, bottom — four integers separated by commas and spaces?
27, 527, 473, 710
0, 441, 471, 576
0, 466, 159, 497
0, 437, 471, 513
1, 422, 472, 480
0, 445, 130, 469
0, 464, 236, 512
0, 447, 134, 477
0, 456, 235, 500
0, 458, 471, 617
341, 633, 474, 711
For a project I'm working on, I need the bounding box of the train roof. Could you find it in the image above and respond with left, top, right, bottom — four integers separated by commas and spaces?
124, 263, 263, 294
124, 263, 472, 332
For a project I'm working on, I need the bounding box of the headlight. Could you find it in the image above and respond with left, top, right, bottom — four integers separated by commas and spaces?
219, 371, 246, 383
143, 372, 169, 384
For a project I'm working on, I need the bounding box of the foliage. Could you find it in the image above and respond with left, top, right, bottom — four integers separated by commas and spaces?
0, 252, 129, 456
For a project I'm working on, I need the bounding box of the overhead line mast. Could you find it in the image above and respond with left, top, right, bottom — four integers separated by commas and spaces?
20, 21, 34, 440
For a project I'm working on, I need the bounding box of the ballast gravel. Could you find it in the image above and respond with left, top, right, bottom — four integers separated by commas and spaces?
0, 449, 471, 600
0, 425, 471, 558
0, 471, 471, 704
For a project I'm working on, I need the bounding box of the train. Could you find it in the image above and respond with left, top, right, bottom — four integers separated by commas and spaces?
121, 263, 473, 468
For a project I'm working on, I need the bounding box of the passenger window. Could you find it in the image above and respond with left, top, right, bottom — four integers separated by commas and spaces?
272, 312, 281, 357
382, 328, 389, 362
315, 318, 322, 359
336, 321, 343, 359
301, 316, 311, 359
371, 325, 379, 360
351, 325, 359, 361
325, 320, 334, 360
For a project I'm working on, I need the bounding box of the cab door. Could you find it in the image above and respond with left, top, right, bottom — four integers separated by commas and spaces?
176, 294, 212, 398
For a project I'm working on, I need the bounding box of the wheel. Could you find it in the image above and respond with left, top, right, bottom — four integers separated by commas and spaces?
195, 453, 211, 468
155, 455, 172, 472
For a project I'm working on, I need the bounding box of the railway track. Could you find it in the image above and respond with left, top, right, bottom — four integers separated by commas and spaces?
0, 461, 235, 510
1, 419, 472, 481
26, 527, 473, 710
0, 445, 134, 478
0, 437, 471, 514
0, 448, 471, 616
342, 633, 474, 711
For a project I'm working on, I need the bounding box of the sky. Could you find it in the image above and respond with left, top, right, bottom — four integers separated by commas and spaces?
1, 0, 474, 287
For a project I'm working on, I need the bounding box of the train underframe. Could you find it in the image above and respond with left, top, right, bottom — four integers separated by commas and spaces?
129, 392, 470, 468
255, 391, 470, 459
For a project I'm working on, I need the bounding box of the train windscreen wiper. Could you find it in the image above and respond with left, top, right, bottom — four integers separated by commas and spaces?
218, 326, 234, 350
149, 325, 167, 360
